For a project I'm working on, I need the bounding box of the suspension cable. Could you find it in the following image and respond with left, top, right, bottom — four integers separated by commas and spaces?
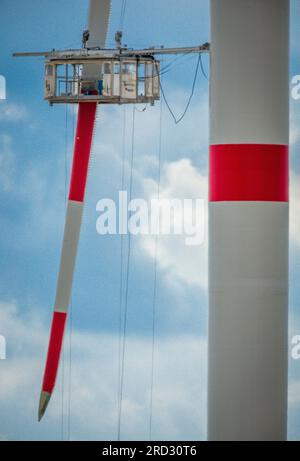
67, 103, 76, 441
199, 53, 208, 80
61, 104, 69, 441
118, 105, 136, 440
119, 0, 127, 32
159, 50, 194, 75
156, 52, 203, 125
118, 105, 127, 439
149, 95, 163, 441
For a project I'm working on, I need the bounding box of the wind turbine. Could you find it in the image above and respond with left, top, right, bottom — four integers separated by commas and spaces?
13, 0, 208, 423
13, 0, 209, 421
14, 0, 289, 442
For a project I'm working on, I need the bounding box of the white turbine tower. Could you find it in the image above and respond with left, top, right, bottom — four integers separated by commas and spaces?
208, 0, 289, 441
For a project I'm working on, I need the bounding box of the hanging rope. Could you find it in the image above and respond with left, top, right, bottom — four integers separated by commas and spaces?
156, 52, 203, 125
117, 106, 127, 439
199, 53, 208, 81
67, 103, 76, 441
149, 96, 163, 441
119, 0, 127, 32
64, 105, 68, 207
158, 50, 194, 76
61, 104, 69, 441
118, 105, 136, 440
67, 285, 73, 440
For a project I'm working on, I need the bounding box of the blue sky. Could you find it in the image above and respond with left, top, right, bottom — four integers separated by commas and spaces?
0, 0, 300, 441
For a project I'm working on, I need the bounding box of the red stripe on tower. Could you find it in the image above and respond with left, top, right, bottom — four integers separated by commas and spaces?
209, 144, 289, 202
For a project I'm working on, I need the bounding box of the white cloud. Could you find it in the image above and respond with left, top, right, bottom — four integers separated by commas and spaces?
140, 158, 208, 290
90, 93, 209, 291
0, 300, 207, 441
1, 300, 300, 440
0, 134, 68, 250
0, 102, 27, 122
92, 87, 208, 166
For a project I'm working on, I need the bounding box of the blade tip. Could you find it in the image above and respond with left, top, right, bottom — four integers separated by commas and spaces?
38, 391, 51, 422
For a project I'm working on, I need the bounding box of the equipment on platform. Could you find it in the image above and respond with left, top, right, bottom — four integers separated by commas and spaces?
14, 43, 209, 106
43, 54, 160, 105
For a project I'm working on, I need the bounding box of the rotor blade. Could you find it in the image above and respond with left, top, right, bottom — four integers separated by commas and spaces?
38, 2, 106, 422
38, 103, 97, 422
83, 0, 111, 79
87, 0, 111, 48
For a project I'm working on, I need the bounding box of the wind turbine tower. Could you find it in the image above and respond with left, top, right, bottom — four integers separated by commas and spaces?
208, 0, 289, 441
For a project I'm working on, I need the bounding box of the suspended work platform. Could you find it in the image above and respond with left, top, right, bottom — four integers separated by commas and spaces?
44, 55, 160, 105
13, 41, 210, 106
